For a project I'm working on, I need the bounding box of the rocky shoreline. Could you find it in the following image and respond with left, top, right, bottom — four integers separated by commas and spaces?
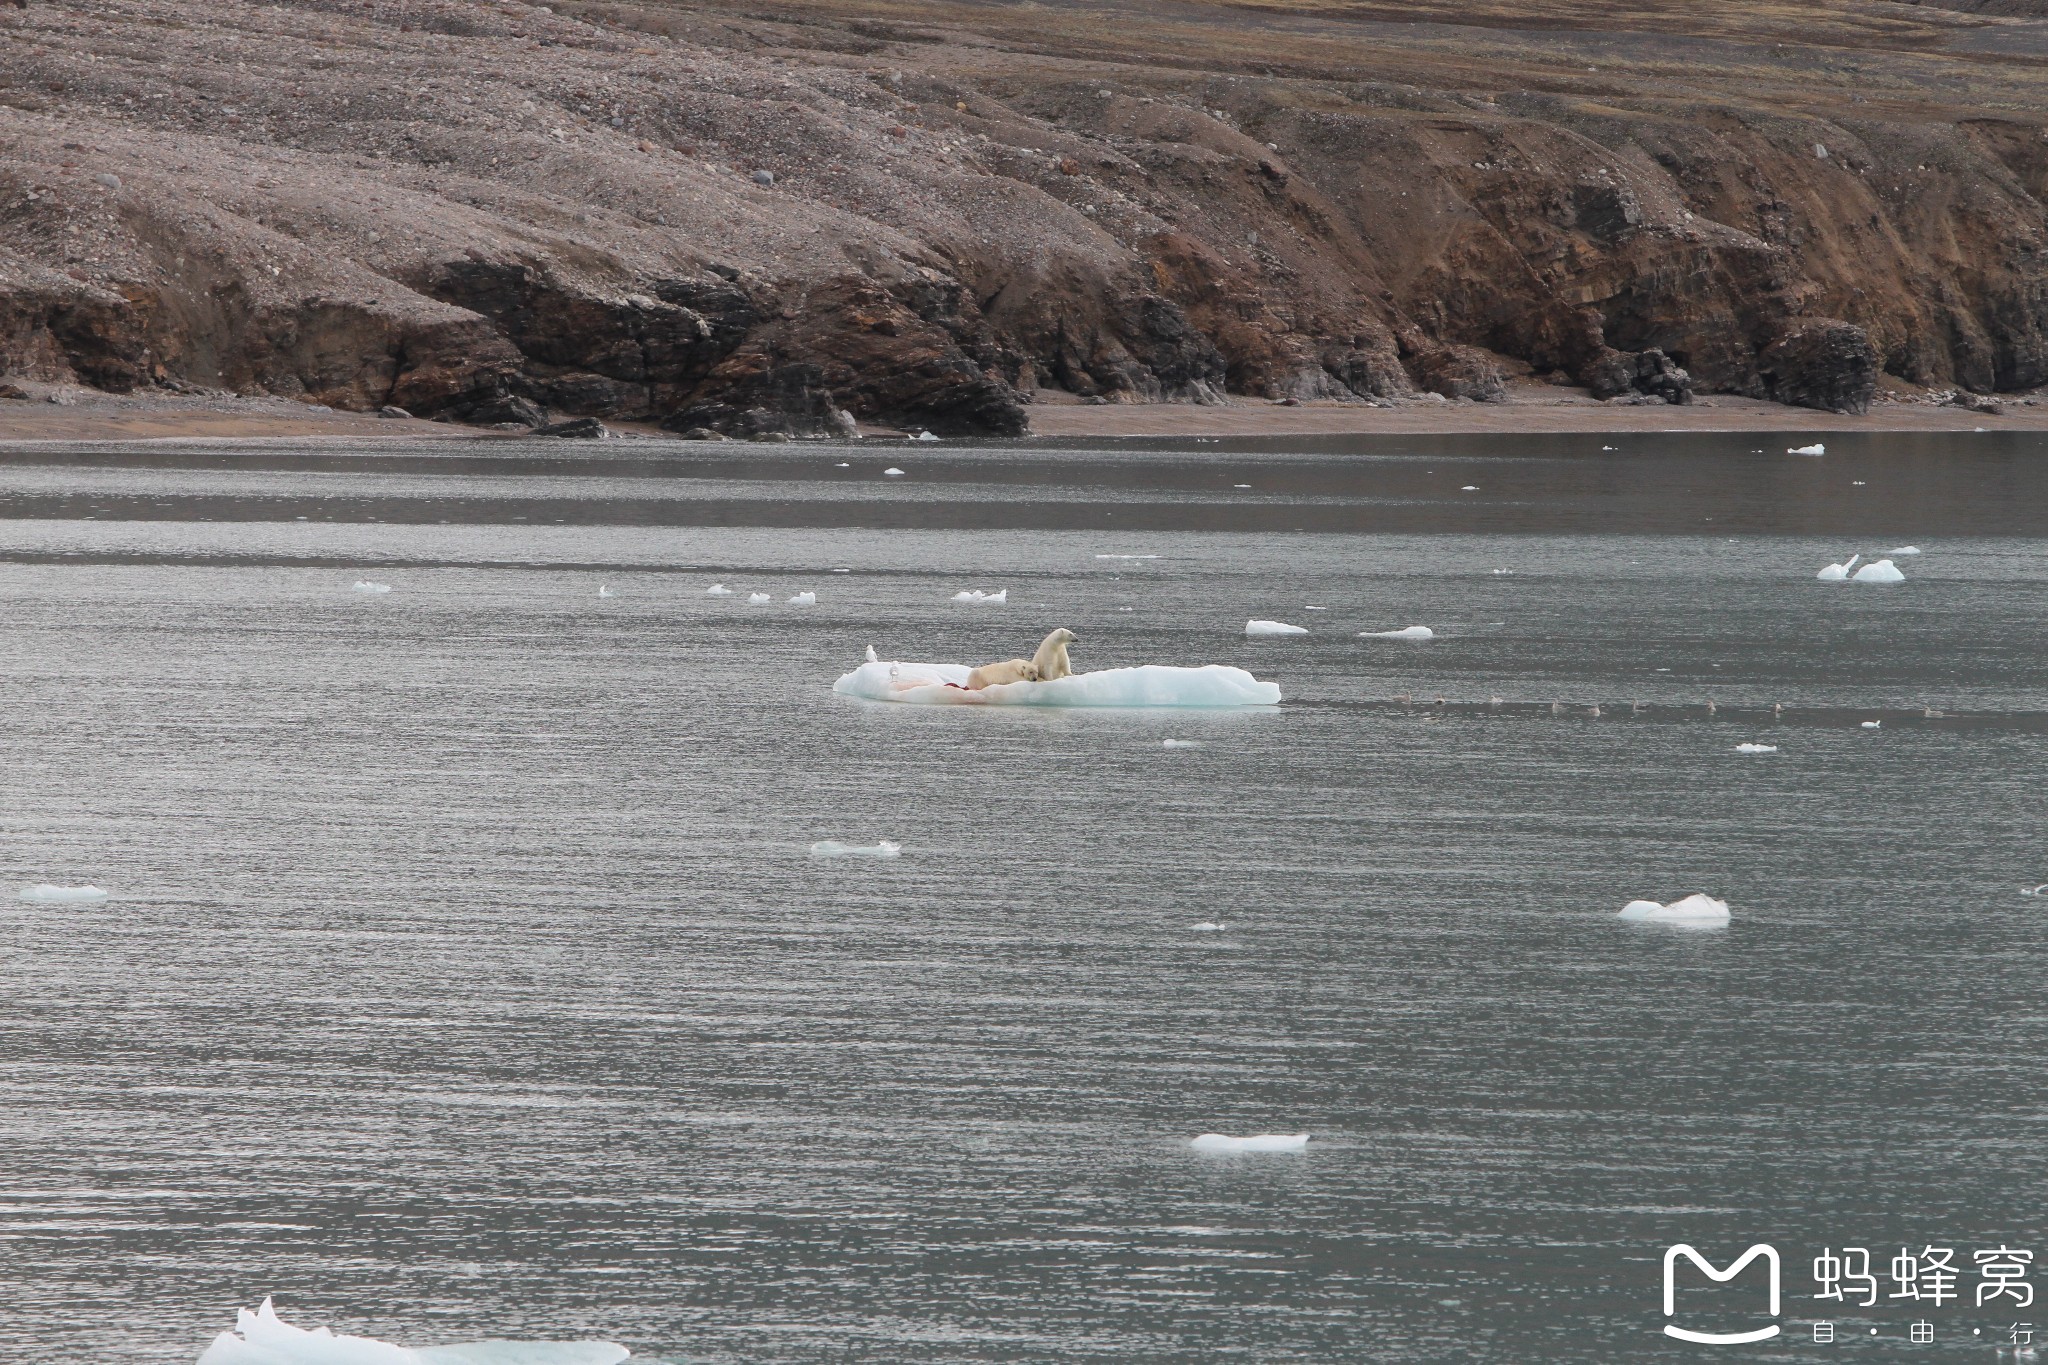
7, 0, 2048, 438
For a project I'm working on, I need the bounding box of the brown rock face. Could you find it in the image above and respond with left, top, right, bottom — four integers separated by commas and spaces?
7, 0, 2048, 430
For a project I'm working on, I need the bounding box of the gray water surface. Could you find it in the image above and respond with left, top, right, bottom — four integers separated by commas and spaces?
1, 433, 2043, 1362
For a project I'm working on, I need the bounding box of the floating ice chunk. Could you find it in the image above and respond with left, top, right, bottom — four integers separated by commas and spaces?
950, 589, 1007, 604
1861, 720, 1881, 729
1095, 554, 1159, 560
1233, 483, 1251, 489
834, 461, 851, 467
1601, 444, 1617, 451
196, 1297, 629, 1365
1491, 568, 1514, 575
1361, 626, 1435, 640
908, 430, 939, 442
1191, 1133, 1309, 1153
1245, 619, 1308, 636
352, 581, 391, 594
834, 661, 1281, 708
1888, 545, 1921, 555
1735, 743, 1778, 753
787, 591, 816, 605
19, 883, 109, 903
705, 584, 734, 597
809, 840, 901, 858
882, 467, 906, 476
1788, 443, 1826, 455
1461, 484, 1478, 491
1189, 921, 1227, 931
1617, 893, 1731, 924
1815, 553, 1860, 581
746, 592, 771, 604
1851, 558, 1904, 582
1162, 738, 1199, 748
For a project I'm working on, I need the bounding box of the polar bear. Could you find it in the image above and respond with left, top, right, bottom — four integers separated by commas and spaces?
967, 658, 1038, 689
1031, 627, 1076, 681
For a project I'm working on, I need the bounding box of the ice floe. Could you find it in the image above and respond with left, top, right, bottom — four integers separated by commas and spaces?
1189, 921, 1227, 931
882, 467, 906, 476
835, 660, 1281, 707
196, 1298, 628, 1365
1735, 743, 1779, 753
1851, 558, 1905, 583
809, 840, 901, 858
1191, 1133, 1309, 1153
352, 581, 391, 594
1461, 485, 1479, 491
1788, 443, 1826, 455
1245, 619, 1308, 636
951, 589, 1007, 604
1816, 554, 1860, 582
747, 592, 771, 604
1161, 739, 1199, 748
1361, 626, 1435, 640
705, 584, 734, 597
1862, 720, 1882, 729
1889, 545, 1922, 556
1095, 554, 1159, 560
787, 591, 816, 605
1617, 894, 1731, 924
19, 884, 108, 903
908, 431, 939, 442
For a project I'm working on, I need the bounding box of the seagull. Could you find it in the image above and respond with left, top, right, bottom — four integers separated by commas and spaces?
1631, 701, 1643, 714
1587, 704, 1601, 717
1706, 699, 1717, 715
598, 584, 615, 598
1551, 701, 1564, 716
1773, 702, 1784, 718
2023, 884, 2047, 897
865, 644, 878, 663
1488, 696, 1503, 707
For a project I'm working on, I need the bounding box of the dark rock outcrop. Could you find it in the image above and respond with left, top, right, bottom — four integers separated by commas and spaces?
1757, 322, 1879, 415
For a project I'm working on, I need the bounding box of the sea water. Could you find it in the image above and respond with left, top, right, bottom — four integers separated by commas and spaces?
0, 431, 2043, 1362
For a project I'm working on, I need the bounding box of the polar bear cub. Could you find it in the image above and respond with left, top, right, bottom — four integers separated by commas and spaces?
1031, 627, 1076, 681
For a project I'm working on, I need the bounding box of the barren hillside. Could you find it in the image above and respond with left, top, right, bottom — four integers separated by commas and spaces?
7, 0, 2048, 433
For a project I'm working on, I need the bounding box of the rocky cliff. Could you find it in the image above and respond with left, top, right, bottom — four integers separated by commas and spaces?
6, 0, 2048, 433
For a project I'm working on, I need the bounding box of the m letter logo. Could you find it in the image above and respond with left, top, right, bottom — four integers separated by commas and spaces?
1663, 1244, 1782, 1343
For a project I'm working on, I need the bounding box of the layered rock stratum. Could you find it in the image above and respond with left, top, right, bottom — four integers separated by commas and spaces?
7, 0, 2048, 433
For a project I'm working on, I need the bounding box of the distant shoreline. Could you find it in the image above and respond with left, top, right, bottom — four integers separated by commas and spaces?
2, 386, 2043, 447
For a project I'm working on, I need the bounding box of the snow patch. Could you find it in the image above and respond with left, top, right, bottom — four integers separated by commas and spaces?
1245, 619, 1308, 636
196, 1297, 628, 1365
1191, 1133, 1309, 1153
835, 660, 1281, 708
19, 884, 108, 903
1617, 893, 1731, 924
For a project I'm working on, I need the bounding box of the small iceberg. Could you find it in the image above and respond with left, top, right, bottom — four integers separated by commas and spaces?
352, 581, 391, 594
1191, 1133, 1309, 1153
1245, 619, 1308, 637
19, 883, 109, 903
705, 583, 734, 597
835, 660, 1281, 708
787, 591, 816, 605
746, 592, 771, 604
951, 589, 1007, 604
1816, 553, 1860, 582
1851, 558, 1904, 583
1735, 743, 1778, 753
1361, 626, 1435, 640
197, 1298, 629, 1365
1189, 921, 1227, 931
809, 840, 901, 858
1617, 893, 1731, 924
1788, 443, 1826, 455
1888, 545, 1922, 556
882, 467, 906, 476
1862, 720, 1881, 729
